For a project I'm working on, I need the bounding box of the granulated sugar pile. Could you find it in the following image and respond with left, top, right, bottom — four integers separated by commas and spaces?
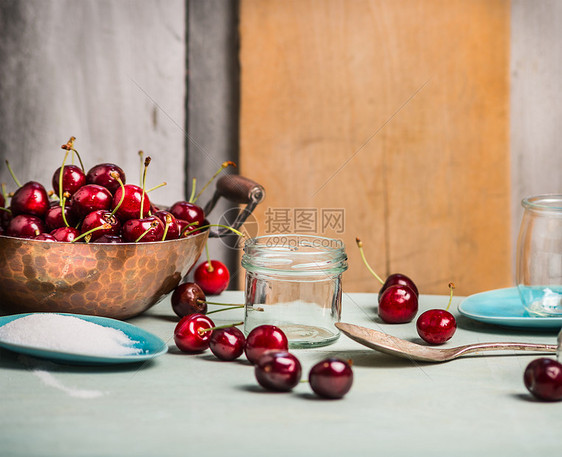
0, 313, 142, 356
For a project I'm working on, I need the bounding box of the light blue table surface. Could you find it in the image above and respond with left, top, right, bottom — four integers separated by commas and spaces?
1, 291, 561, 457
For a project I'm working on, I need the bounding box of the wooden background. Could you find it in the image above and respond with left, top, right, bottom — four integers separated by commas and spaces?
239, 0, 511, 295
1, 0, 561, 295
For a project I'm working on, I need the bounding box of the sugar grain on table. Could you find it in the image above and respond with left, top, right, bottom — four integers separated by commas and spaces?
0, 314, 142, 356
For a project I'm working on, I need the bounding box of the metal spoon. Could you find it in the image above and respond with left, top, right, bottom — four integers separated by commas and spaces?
336, 322, 558, 363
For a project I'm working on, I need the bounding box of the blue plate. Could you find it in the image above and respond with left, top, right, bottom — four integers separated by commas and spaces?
458, 287, 562, 329
0, 313, 168, 365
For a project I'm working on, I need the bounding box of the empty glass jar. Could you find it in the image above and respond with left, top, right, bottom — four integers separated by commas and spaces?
242, 234, 348, 348
516, 194, 562, 316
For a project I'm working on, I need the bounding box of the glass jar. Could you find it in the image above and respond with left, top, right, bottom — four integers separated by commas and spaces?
242, 234, 348, 348
516, 194, 562, 316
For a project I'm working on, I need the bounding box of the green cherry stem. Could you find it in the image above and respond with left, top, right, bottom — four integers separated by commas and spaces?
135, 221, 159, 243
161, 214, 172, 241
198, 321, 244, 335
109, 172, 126, 218
138, 150, 144, 185
204, 243, 214, 273
147, 182, 167, 193
445, 282, 455, 311
72, 223, 112, 243
5, 160, 22, 188
356, 237, 385, 285
139, 156, 151, 219
0, 207, 12, 214
188, 178, 197, 203
179, 220, 200, 237
60, 192, 71, 227
189, 224, 245, 238
192, 161, 236, 204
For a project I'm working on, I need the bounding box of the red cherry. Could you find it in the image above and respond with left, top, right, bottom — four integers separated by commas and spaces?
378, 284, 418, 323
244, 325, 289, 365
86, 163, 126, 194
80, 210, 121, 241
52, 165, 86, 197
416, 283, 457, 344
210, 327, 246, 361
524, 358, 562, 401
194, 260, 230, 295
92, 234, 123, 243
70, 184, 112, 218
111, 184, 150, 221
254, 351, 302, 392
154, 210, 180, 240
174, 313, 215, 353
44, 204, 78, 231
171, 282, 207, 317
309, 358, 354, 399
379, 273, 419, 303
121, 216, 165, 242
416, 310, 456, 344
34, 232, 57, 242
10, 181, 50, 218
169, 201, 205, 226
50, 226, 80, 242
6, 215, 46, 238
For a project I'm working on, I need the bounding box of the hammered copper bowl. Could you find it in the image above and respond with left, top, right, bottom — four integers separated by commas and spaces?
0, 231, 208, 319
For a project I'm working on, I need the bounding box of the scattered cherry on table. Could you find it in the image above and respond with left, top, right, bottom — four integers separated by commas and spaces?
308, 358, 354, 399
254, 351, 302, 392
416, 282, 457, 344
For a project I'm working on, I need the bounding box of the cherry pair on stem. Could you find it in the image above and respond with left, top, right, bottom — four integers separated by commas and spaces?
356, 237, 457, 344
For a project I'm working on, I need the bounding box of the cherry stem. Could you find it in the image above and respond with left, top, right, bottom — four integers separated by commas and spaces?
192, 161, 236, 204
188, 178, 197, 203
445, 282, 455, 311
146, 182, 167, 193
61, 136, 84, 172
189, 224, 244, 238
140, 156, 151, 219
179, 220, 200, 237
356, 237, 384, 285
60, 192, 71, 227
198, 321, 244, 334
109, 172, 126, 218
135, 221, 159, 243
161, 214, 172, 241
205, 243, 214, 272
5, 160, 22, 188
72, 223, 112, 243
206, 306, 244, 315
58, 149, 70, 201
0, 207, 12, 214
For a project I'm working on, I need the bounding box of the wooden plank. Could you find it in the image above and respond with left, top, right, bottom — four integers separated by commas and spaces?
0, 0, 186, 206
239, 0, 511, 295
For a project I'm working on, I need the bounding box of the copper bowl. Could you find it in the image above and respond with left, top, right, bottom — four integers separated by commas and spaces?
0, 231, 208, 319
0, 174, 265, 320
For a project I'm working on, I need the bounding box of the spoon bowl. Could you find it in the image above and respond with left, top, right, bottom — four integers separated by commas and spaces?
336, 322, 557, 363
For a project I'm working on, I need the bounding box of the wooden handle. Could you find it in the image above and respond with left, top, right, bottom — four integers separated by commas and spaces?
215, 175, 265, 204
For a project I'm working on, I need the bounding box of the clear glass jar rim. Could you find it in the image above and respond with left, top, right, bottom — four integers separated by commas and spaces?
243, 234, 346, 254
242, 234, 348, 275
521, 194, 562, 211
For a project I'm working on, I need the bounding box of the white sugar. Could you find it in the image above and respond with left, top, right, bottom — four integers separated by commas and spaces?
0, 314, 142, 357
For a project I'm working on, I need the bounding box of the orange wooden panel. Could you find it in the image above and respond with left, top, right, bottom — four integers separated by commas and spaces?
239, 0, 511, 296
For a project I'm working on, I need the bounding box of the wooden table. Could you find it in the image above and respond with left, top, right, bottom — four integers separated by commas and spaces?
1, 291, 561, 456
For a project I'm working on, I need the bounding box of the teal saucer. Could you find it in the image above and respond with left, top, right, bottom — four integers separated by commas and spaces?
0, 313, 168, 365
458, 287, 562, 330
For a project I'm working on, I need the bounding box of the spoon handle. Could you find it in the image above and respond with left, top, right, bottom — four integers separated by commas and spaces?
455, 342, 557, 358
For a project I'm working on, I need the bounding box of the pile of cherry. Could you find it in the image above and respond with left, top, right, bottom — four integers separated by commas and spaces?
171, 281, 353, 399
0, 137, 233, 293
357, 238, 562, 402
